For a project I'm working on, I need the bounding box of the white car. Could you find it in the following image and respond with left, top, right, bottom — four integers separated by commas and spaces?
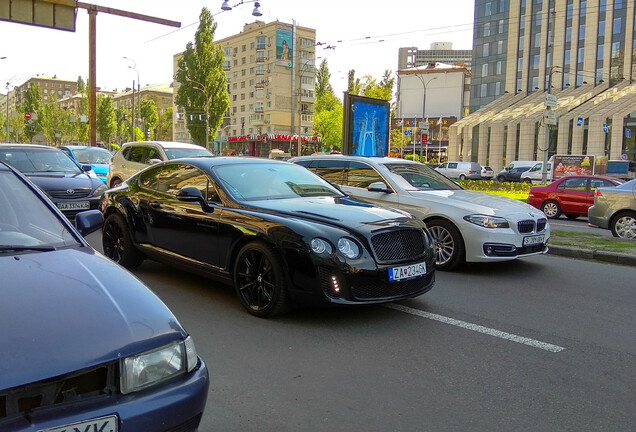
291, 155, 550, 270
481, 165, 494, 179
107, 141, 213, 187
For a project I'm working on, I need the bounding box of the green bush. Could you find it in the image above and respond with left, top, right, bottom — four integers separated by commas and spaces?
459, 180, 531, 201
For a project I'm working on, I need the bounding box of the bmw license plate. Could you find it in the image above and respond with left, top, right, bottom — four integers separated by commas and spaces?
523, 234, 544, 246
388, 262, 427, 282
57, 201, 90, 211
37, 415, 118, 432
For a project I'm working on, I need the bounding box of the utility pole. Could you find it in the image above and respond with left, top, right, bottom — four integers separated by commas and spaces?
542, 6, 557, 183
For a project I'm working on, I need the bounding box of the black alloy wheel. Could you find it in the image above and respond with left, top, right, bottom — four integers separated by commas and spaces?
427, 219, 465, 271
234, 242, 290, 317
102, 213, 144, 269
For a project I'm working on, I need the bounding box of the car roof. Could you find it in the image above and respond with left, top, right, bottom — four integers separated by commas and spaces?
0, 143, 61, 151
120, 141, 205, 149
291, 155, 419, 166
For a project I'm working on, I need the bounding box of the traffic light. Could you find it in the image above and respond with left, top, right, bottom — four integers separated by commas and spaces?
145, 128, 150, 138
123, 114, 128, 120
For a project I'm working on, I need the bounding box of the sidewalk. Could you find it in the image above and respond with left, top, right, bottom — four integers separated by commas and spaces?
548, 244, 636, 266
547, 230, 636, 266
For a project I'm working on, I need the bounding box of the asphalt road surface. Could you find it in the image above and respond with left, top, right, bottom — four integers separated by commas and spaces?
86, 232, 635, 432
546, 214, 613, 236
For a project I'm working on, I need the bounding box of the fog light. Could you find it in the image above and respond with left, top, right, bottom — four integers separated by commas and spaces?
331, 275, 340, 293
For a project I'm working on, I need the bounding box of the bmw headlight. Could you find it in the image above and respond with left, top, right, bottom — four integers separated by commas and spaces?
120, 336, 198, 394
463, 214, 510, 229
337, 237, 361, 259
92, 184, 108, 197
310, 238, 333, 254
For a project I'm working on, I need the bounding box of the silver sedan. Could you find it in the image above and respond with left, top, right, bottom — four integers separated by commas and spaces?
588, 178, 636, 239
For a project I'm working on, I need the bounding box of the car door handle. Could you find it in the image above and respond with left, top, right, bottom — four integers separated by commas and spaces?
150, 201, 161, 209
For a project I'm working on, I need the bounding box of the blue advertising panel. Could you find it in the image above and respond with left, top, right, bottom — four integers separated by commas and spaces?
276, 26, 292, 67
342, 93, 390, 157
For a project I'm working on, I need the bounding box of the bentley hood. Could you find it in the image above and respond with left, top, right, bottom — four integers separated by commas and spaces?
0, 248, 185, 391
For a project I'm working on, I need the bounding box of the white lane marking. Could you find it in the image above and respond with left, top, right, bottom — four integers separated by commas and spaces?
385, 303, 565, 353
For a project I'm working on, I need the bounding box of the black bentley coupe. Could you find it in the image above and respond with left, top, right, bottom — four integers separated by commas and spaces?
100, 157, 436, 317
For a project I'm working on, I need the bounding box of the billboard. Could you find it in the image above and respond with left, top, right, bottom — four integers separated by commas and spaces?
553, 155, 595, 178
0, 0, 77, 32
276, 26, 292, 67
342, 93, 390, 157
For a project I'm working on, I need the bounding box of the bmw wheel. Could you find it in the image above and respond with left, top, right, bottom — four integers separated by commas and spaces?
234, 242, 290, 317
427, 219, 465, 271
611, 211, 636, 239
102, 213, 144, 269
540, 200, 561, 219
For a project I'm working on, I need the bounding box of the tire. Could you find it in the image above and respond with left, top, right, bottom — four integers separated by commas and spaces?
459, 174, 467, 181
109, 177, 122, 188
610, 211, 636, 239
497, 175, 506, 182
426, 219, 465, 271
102, 213, 144, 269
523, 177, 533, 184
234, 242, 290, 317
540, 200, 561, 219
564, 213, 579, 220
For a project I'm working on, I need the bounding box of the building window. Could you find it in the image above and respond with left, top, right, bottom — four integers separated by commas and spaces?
498, 19, 504, 33
485, 2, 492, 16
484, 22, 491, 37
483, 43, 489, 56
480, 83, 487, 97
498, 40, 504, 54
533, 55, 540, 69
495, 81, 501, 95
482, 63, 489, 77
496, 61, 503, 74
613, 17, 622, 34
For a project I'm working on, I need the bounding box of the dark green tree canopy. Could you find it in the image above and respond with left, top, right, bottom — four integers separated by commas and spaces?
175, 7, 229, 146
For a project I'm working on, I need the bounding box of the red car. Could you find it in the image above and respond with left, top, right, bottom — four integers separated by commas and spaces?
527, 175, 623, 219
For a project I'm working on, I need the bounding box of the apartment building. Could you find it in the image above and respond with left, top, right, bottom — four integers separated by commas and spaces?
451, 0, 636, 173
173, 20, 317, 156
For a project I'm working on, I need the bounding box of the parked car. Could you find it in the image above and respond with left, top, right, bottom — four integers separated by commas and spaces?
0, 144, 107, 220
496, 165, 534, 182
481, 165, 494, 179
291, 155, 550, 270
0, 161, 209, 432
60, 145, 113, 184
435, 161, 482, 180
107, 141, 213, 187
588, 178, 636, 239
527, 175, 622, 219
100, 157, 436, 317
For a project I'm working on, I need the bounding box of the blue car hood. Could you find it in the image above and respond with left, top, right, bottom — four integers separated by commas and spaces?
90, 163, 109, 176
0, 248, 184, 391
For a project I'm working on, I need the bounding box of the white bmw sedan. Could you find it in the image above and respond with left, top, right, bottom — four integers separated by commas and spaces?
292, 155, 550, 270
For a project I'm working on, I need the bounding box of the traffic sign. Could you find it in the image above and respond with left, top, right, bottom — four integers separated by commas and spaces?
545, 93, 557, 108
627, 129, 632, 138
544, 110, 557, 126
419, 121, 429, 131
24, 112, 31, 120
422, 133, 428, 145
576, 117, 583, 127
621, 154, 628, 160
603, 124, 608, 133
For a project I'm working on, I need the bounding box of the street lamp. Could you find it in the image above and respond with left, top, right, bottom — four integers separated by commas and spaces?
414, 74, 437, 162
1, 56, 7, 143
123, 56, 140, 141
221, 0, 262, 16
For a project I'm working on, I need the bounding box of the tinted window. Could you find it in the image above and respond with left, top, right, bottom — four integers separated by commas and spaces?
146, 147, 163, 162
0, 149, 82, 174
346, 162, 384, 188
140, 163, 218, 201
559, 177, 588, 190
385, 163, 461, 190
315, 159, 346, 185
126, 146, 147, 163
448, 163, 458, 169
590, 179, 617, 189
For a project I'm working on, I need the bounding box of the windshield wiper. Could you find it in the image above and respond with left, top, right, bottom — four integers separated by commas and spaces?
0, 245, 57, 252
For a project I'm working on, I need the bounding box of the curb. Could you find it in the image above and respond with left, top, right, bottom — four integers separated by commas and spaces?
548, 245, 636, 266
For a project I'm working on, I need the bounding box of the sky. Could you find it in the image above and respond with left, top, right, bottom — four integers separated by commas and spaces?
0, 0, 475, 98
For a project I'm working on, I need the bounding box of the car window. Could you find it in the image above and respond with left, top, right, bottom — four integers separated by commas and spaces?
385, 163, 462, 190
448, 163, 458, 169
163, 147, 213, 159
139, 163, 220, 202
215, 162, 341, 201
71, 148, 112, 164
346, 162, 384, 188
0, 169, 78, 250
146, 147, 163, 163
315, 159, 346, 185
559, 177, 588, 190
126, 146, 147, 163
590, 179, 618, 190
0, 149, 82, 174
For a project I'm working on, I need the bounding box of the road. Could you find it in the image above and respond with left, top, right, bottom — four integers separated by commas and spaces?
546, 214, 612, 236
86, 232, 636, 431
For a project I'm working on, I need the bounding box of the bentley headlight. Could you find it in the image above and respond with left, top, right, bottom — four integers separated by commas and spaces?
120, 337, 198, 394
338, 237, 360, 259
463, 214, 510, 229
310, 238, 332, 254
92, 184, 108, 197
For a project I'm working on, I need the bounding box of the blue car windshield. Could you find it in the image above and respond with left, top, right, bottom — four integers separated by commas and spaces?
0, 171, 78, 251
70, 148, 112, 165
215, 162, 343, 201
0, 149, 82, 174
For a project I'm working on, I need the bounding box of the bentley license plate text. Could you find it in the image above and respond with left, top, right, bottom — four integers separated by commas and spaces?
388, 262, 427, 282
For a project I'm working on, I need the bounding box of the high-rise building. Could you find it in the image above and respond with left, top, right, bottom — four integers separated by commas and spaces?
451, 0, 636, 173
173, 20, 318, 157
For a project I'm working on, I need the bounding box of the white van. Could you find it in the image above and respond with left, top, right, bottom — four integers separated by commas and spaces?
521, 161, 553, 183
435, 161, 482, 180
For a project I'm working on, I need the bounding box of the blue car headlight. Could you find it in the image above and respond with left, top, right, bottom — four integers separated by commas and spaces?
120, 336, 198, 394
463, 214, 510, 229
337, 237, 361, 259
310, 238, 333, 254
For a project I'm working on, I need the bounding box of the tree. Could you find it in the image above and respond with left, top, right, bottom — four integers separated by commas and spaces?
96, 94, 116, 144
315, 59, 333, 100
158, 107, 173, 141
23, 82, 44, 142
77, 76, 86, 94
175, 7, 229, 146
313, 60, 343, 151
75, 93, 90, 144
41, 93, 72, 145
140, 100, 159, 140
115, 106, 132, 144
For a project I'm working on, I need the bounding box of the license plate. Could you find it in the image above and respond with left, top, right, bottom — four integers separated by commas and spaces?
388, 262, 427, 282
57, 201, 90, 211
38, 415, 118, 432
523, 234, 544, 246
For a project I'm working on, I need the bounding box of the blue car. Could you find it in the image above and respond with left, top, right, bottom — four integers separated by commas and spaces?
0, 161, 209, 431
61, 145, 113, 184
